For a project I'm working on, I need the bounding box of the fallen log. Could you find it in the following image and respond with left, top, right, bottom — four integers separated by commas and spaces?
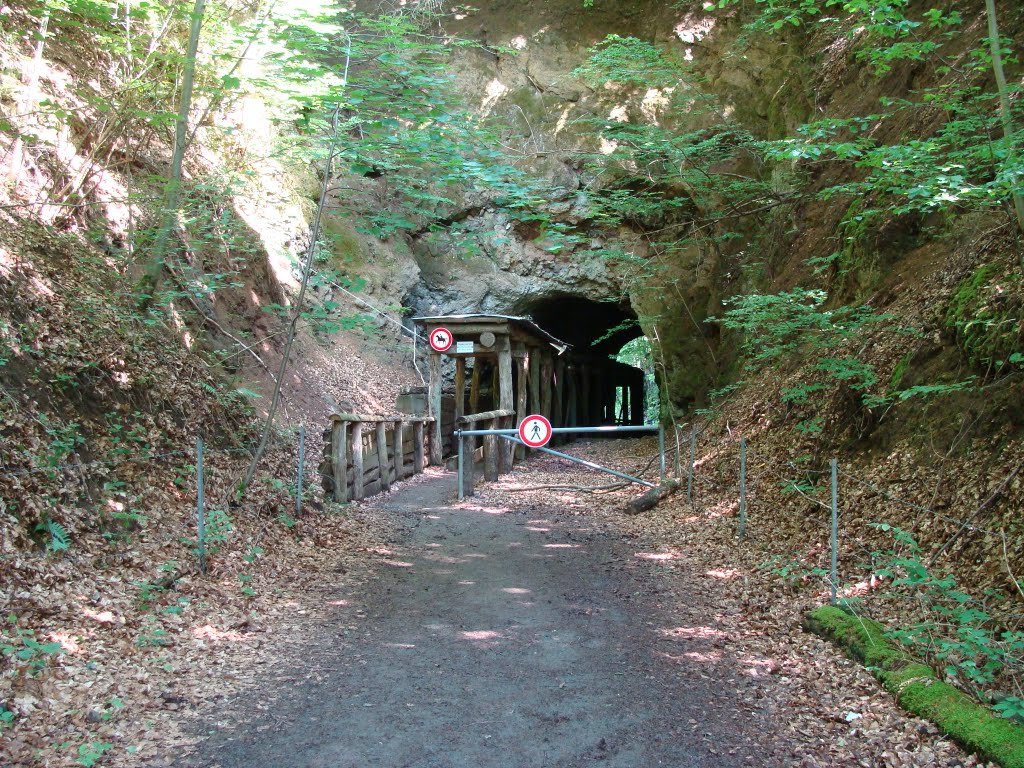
624, 479, 680, 515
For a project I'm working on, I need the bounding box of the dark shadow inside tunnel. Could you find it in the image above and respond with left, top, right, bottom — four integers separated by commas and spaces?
515, 293, 642, 356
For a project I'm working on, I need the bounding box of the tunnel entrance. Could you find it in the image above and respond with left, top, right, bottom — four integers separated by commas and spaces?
518, 293, 642, 357
515, 293, 659, 424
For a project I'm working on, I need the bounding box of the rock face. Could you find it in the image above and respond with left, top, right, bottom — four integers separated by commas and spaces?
390, 0, 787, 408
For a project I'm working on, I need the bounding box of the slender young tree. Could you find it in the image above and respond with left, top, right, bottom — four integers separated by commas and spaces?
985, 0, 1024, 235
138, 0, 207, 304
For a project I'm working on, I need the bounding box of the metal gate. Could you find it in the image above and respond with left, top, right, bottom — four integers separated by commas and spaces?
455, 425, 665, 500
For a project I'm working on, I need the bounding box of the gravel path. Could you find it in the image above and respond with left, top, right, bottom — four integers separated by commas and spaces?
177, 472, 769, 767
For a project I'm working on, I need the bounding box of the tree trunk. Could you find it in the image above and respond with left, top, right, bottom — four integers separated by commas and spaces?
985, 0, 1024, 235
137, 0, 207, 304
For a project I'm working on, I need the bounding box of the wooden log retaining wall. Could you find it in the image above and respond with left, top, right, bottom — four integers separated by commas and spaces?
322, 414, 435, 502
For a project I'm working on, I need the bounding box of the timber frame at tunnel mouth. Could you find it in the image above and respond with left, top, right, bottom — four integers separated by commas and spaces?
320, 313, 649, 503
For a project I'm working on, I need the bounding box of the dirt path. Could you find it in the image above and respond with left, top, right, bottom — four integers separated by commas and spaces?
176, 472, 768, 768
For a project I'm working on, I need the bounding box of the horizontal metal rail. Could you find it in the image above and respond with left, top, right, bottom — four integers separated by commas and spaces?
455, 425, 663, 499
456, 425, 658, 436
501, 434, 656, 489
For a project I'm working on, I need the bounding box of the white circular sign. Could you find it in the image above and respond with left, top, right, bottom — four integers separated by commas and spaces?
519, 414, 553, 448
429, 327, 453, 352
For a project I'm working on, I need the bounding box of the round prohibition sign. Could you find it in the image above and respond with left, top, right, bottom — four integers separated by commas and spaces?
518, 414, 553, 448
428, 327, 453, 353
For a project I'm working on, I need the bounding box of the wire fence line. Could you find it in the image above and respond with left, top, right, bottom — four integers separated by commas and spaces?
2, 425, 317, 579
669, 424, 1020, 609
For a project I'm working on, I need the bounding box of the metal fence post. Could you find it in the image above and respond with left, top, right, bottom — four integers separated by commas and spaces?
831, 458, 839, 606
738, 438, 747, 540
687, 427, 696, 504
457, 430, 464, 501
658, 425, 666, 481
673, 425, 682, 478
196, 437, 206, 575
296, 423, 305, 517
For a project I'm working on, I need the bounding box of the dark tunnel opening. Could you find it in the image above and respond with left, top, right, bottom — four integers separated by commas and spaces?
516, 293, 643, 356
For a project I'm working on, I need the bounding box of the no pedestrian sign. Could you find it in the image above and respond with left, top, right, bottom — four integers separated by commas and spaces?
519, 414, 552, 448
429, 327, 453, 352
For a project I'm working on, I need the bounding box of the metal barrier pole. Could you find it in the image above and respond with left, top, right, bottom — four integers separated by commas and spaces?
687, 427, 696, 504
831, 458, 839, 606
738, 438, 747, 540
502, 435, 656, 488
457, 430, 464, 501
296, 423, 305, 517
658, 426, 666, 481
196, 437, 206, 576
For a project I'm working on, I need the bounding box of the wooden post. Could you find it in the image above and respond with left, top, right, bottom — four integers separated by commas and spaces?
469, 359, 481, 415
580, 367, 591, 427
393, 420, 405, 480
540, 351, 553, 423
331, 421, 349, 502
376, 421, 390, 492
498, 336, 514, 468
352, 421, 364, 500
454, 357, 466, 420
414, 420, 425, 474
515, 355, 528, 462
428, 353, 442, 466
566, 366, 578, 434
529, 345, 541, 416
630, 382, 644, 425
553, 358, 565, 440
484, 417, 498, 481
498, 413, 513, 474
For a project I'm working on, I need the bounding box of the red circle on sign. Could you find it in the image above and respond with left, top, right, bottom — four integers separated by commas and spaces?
429, 327, 453, 352
519, 414, 552, 448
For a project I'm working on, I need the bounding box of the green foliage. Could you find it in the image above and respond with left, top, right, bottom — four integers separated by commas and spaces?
869, 524, 1024, 709
809, 605, 1024, 768
946, 266, 1023, 371
39, 519, 71, 553
572, 34, 684, 88
1, 617, 64, 676
76, 741, 112, 767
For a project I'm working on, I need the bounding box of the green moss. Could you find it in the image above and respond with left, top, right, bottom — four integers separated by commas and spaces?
320, 214, 365, 274
888, 350, 913, 392
805, 605, 1024, 768
947, 264, 997, 329
945, 265, 1022, 368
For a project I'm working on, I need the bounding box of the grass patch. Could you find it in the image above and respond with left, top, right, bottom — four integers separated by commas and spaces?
805, 605, 1024, 768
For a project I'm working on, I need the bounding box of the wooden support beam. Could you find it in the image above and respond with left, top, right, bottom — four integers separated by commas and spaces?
484, 417, 498, 481
498, 413, 513, 474
414, 421, 425, 474
529, 346, 541, 443
630, 382, 644, 425
469, 359, 481, 415
352, 421, 364, 500
569, 364, 577, 436
540, 351, 553, 422
376, 421, 390, 493
580, 367, 591, 428
454, 357, 466, 420
331, 421, 348, 502
393, 420, 405, 480
515, 355, 528, 462
497, 336, 514, 468
553, 358, 565, 433
428, 352, 442, 466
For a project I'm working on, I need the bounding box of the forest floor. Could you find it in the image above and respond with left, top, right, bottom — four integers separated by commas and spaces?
161, 439, 989, 768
